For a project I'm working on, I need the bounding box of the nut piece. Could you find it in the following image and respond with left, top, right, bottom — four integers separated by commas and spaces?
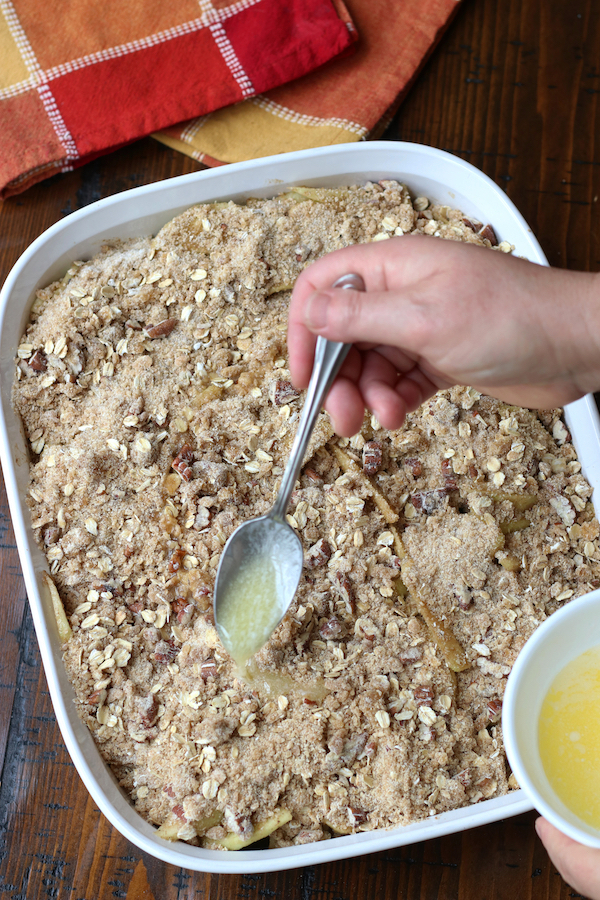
200, 658, 218, 680
414, 686, 434, 705
411, 488, 449, 515
478, 224, 498, 245
154, 640, 179, 665
319, 616, 342, 640
172, 444, 194, 482
168, 548, 186, 573
28, 349, 47, 372
404, 457, 423, 478
362, 440, 383, 475
145, 318, 178, 338
305, 539, 331, 569
171, 597, 194, 625
487, 698, 503, 722
140, 694, 160, 728
347, 807, 369, 827
272, 380, 300, 406
441, 458, 458, 489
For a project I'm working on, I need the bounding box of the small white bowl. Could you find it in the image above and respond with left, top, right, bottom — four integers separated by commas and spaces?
504, 589, 600, 848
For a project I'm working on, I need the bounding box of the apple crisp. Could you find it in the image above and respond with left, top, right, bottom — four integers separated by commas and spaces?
12, 181, 600, 849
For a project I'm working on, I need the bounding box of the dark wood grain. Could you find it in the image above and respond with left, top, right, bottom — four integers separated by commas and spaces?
0, 0, 598, 896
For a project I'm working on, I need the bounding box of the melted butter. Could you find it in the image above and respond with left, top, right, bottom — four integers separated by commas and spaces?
216, 552, 289, 668
539, 644, 600, 829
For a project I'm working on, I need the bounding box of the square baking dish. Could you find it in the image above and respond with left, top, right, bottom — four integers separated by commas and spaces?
2, 141, 600, 874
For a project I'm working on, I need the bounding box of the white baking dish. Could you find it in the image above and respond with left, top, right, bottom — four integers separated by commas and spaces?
1, 142, 600, 874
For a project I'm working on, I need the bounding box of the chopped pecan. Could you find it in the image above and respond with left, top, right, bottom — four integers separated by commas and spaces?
347, 807, 369, 827
358, 738, 377, 760
462, 216, 482, 232
305, 538, 331, 568
362, 440, 382, 475
154, 640, 179, 665
414, 686, 434, 705
140, 694, 160, 728
168, 547, 186, 573
478, 224, 498, 245
171, 597, 194, 625
272, 379, 300, 406
172, 804, 186, 821
319, 616, 342, 640
145, 318, 178, 338
404, 457, 423, 478
200, 658, 218, 680
487, 698, 503, 723
224, 809, 252, 838
42, 525, 61, 546
172, 444, 194, 481
411, 488, 449, 515
28, 349, 47, 372
399, 646, 423, 664
87, 689, 106, 705
163, 785, 176, 798
441, 458, 458, 490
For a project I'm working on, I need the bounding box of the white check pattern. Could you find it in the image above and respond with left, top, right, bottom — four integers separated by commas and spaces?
0, 0, 261, 139
0, 0, 79, 167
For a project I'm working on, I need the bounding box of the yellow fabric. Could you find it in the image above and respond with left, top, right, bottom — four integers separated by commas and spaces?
0, 13, 30, 90
154, 98, 363, 164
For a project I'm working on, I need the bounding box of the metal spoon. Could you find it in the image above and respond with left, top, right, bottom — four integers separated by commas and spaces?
214, 273, 365, 666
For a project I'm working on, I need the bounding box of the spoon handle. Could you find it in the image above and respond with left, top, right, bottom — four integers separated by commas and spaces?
271, 273, 365, 522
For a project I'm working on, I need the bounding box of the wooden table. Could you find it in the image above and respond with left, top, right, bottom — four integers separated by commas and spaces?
0, 0, 597, 896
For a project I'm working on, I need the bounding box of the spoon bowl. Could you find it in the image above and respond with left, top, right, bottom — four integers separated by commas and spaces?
214, 515, 304, 666
214, 273, 365, 665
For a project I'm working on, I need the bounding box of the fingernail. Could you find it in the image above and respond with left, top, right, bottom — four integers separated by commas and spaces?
305, 291, 330, 330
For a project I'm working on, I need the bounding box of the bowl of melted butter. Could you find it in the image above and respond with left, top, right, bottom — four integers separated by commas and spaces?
504, 588, 600, 847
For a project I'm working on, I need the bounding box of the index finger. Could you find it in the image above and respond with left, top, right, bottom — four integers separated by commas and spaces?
287, 245, 387, 388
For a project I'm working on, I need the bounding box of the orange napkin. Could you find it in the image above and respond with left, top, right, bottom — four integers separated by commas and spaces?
154, 0, 462, 165
0, 0, 356, 198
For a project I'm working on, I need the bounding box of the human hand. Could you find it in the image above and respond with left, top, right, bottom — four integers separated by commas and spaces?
536, 817, 600, 898
287, 235, 600, 436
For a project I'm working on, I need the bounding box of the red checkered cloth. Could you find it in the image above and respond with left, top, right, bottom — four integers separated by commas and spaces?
0, 0, 356, 198
154, 0, 462, 169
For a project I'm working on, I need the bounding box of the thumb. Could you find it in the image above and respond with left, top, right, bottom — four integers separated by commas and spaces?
303, 285, 415, 349
536, 817, 600, 897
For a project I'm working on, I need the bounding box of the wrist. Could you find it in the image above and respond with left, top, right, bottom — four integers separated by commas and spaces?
570, 270, 600, 395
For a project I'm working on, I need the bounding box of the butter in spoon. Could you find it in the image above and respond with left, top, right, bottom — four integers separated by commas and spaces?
213, 273, 365, 670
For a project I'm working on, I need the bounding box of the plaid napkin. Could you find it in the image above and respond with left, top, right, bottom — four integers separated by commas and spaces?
0, 0, 356, 198
155, 0, 461, 165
